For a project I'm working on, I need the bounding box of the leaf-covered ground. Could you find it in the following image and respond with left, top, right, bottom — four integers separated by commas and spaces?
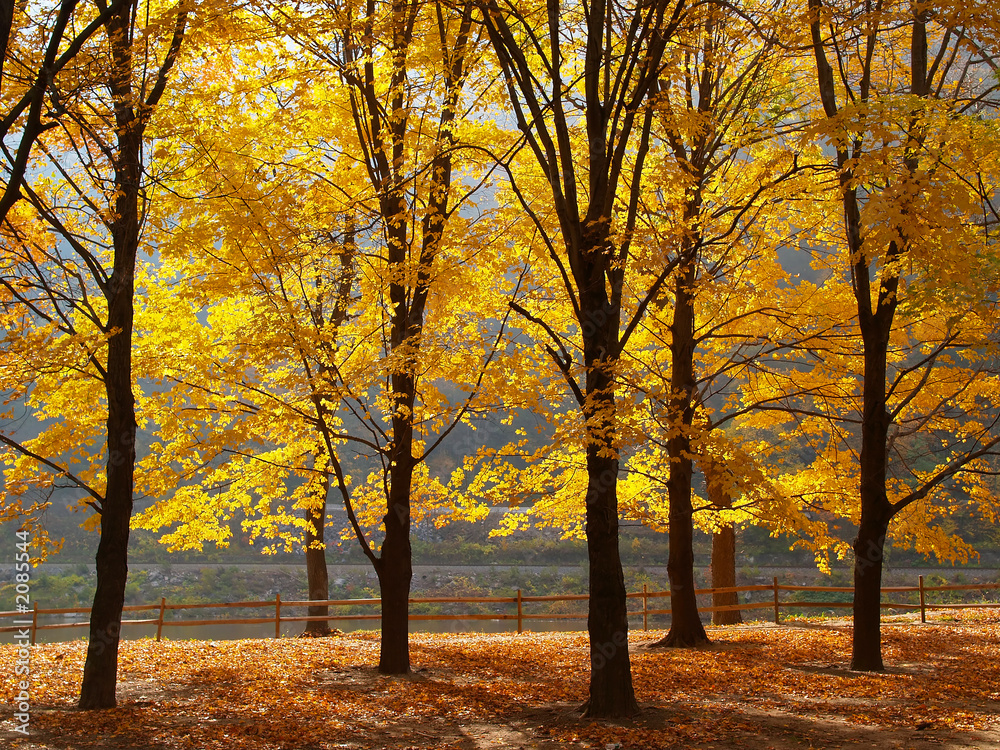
2, 612, 999, 749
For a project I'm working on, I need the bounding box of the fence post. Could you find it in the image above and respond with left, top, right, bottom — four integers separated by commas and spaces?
275, 594, 281, 639
772, 576, 780, 625
919, 574, 926, 624
31, 601, 38, 645
516, 589, 523, 634
643, 583, 648, 631
156, 597, 166, 642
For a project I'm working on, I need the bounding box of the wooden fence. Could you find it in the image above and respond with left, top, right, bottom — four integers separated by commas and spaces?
2, 575, 999, 645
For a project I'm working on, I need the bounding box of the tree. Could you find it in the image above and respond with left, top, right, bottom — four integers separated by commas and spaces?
133, 0, 511, 670
109, 16, 367, 634
806, 0, 1000, 670
479, 0, 692, 717
643, 3, 802, 646
0, 0, 187, 708
589, 0, 818, 644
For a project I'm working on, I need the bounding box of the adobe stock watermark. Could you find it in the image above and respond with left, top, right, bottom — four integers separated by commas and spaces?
854, 534, 887, 574
11, 529, 32, 736
86, 622, 122, 657
591, 629, 629, 671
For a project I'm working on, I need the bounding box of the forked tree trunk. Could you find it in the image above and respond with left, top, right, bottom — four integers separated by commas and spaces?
809, 0, 923, 673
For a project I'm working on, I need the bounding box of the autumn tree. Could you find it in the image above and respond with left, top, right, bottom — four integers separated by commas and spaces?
806, 0, 1000, 670
479, 0, 818, 650
478, 0, 697, 717
268, 0, 520, 674
133, 0, 513, 671
127, 34, 365, 634
0, 0, 187, 708
631, 0, 815, 646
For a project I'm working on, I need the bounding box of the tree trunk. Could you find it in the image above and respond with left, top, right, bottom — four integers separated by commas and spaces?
851, 318, 895, 671
377, 475, 412, 674
78, 29, 140, 705
582, 448, 638, 717
376, 544, 411, 674
711, 525, 742, 626
378, 392, 414, 674
78, 359, 135, 708
301, 473, 331, 636
660, 479, 708, 646
851, 507, 890, 670
809, 0, 911, 673
706, 464, 742, 626
656, 261, 709, 648
577, 243, 638, 718
0, 0, 14, 91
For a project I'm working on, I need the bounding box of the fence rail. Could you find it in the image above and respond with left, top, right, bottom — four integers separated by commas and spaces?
2, 575, 998, 644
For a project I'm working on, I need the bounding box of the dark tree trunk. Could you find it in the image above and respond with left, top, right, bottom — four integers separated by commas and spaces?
480, 0, 682, 717
656, 262, 709, 648
304, 231, 355, 637
377, 430, 413, 674
809, 0, 922, 673
77, 1, 185, 709
0, 0, 14, 89
578, 246, 638, 718
377, 469, 413, 674
78, 349, 135, 708
79, 3, 140, 706
376, 547, 411, 674
851, 507, 890, 670
301, 472, 331, 636
851, 315, 895, 671
582, 441, 637, 717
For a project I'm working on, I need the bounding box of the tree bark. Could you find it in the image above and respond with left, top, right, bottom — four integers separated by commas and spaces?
851, 308, 895, 671
711, 527, 742, 626
335, 0, 471, 675
377, 427, 414, 674
0, 0, 15, 90
479, 0, 683, 717
705, 461, 742, 625
76, 0, 185, 708
78, 350, 135, 708
301, 471, 331, 636
808, 0, 904, 672
851, 505, 890, 670
579, 270, 639, 718
583, 452, 636, 717
655, 261, 709, 648
78, 2, 140, 707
